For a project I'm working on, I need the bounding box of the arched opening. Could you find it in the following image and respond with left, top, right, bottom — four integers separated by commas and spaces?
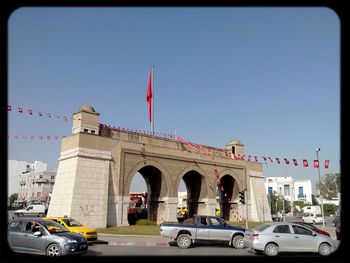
182, 171, 202, 218
128, 166, 162, 224
177, 179, 188, 222
217, 174, 240, 221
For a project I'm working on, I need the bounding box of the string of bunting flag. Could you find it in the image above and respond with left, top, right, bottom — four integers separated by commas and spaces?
7, 104, 77, 121
176, 135, 340, 169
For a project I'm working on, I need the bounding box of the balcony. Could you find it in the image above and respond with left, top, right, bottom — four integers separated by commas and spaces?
297, 194, 306, 199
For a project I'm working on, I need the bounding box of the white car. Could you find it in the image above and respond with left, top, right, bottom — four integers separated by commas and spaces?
243, 222, 335, 256
301, 213, 324, 224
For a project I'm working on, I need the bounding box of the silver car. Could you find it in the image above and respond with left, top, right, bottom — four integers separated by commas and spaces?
8, 217, 88, 256
243, 222, 335, 256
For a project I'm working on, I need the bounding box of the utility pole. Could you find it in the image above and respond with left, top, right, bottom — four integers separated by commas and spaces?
316, 148, 326, 227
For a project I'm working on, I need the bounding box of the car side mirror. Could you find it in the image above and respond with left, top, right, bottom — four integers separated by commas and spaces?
313, 233, 317, 237
34, 231, 42, 237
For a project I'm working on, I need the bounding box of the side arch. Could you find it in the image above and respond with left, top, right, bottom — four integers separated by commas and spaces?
124, 158, 172, 198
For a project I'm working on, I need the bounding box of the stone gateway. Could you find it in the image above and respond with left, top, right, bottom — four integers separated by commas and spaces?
47, 105, 271, 228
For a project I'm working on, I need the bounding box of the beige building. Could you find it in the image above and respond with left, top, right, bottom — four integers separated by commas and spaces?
47, 105, 271, 228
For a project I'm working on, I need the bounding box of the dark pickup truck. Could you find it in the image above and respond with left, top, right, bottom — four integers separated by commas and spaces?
160, 215, 245, 249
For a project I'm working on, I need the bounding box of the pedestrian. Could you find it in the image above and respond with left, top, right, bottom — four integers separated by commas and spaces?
277, 211, 282, 222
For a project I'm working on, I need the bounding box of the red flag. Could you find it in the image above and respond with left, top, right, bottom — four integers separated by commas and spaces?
303, 159, 308, 167
7, 105, 11, 111
146, 70, 152, 122
325, 160, 329, 169
292, 159, 298, 166
276, 158, 280, 164
284, 158, 290, 165
18, 107, 23, 113
268, 157, 273, 163
314, 160, 319, 168
28, 109, 33, 115
254, 156, 258, 162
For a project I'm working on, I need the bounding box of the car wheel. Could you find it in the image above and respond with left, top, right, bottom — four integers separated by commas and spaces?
232, 235, 245, 249
46, 243, 62, 256
264, 243, 279, 256
176, 234, 192, 249
318, 243, 332, 256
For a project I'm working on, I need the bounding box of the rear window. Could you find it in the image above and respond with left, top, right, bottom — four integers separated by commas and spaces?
254, 224, 271, 232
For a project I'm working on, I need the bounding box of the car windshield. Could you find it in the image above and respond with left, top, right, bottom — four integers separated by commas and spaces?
62, 218, 83, 227
40, 220, 69, 233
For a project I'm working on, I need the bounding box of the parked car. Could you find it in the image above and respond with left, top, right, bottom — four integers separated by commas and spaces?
8, 217, 88, 256
160, 215, 245, 249
13, 204, 46, 217
243, 222, 335, 256
45, 216, 98, 242
301, 213, 324, 224
292, 221, 330, 237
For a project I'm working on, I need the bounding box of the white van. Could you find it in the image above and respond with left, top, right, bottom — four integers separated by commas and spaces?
301, 205, 321, 214
14, 204, 46, 217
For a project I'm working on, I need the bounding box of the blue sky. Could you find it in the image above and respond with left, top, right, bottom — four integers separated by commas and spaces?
8, 7, 340, 192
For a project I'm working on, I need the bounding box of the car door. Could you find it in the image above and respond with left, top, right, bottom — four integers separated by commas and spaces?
8, 220, 25, 251
207, 217, 231, 241
292, 225, 317, 252
196, 216, 209, 240
270, 224, 294, 252
21, 221, 48, 254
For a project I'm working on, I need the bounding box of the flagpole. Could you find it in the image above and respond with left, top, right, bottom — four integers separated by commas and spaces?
151, 65, 154, 134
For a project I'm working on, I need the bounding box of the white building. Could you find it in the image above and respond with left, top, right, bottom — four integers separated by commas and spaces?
265, 176, 313, 204
10, 160, 57, 205
7, 160, 46, 197
8, 160, 29, 197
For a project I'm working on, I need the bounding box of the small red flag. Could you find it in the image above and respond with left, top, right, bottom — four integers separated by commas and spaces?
28, 109, 33, 115
284, 158, 290, 165
146, 69, 152, 123
293, 159, 298, 166
254, 156, 258, 162
314, 160, 319, 168
303, 159, 308, 167
18, 107, 23, 113
276, 158, 280, 164
268, 157, 273, 163
325, 160, 329, 169
8, 105, 11, 111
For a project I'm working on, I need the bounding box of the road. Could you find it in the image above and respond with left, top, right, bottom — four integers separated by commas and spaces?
84, 233, 341, 257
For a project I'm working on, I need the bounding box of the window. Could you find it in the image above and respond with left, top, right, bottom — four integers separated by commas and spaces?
268, 187, 273, 196
273, 225, 291, 234
292, 225, 313, 235
84, 129, 88, 133
209, 217, 222, 226
200, 217, 208, 225
284, 185, 290, 196
8, 221, 23, 232
91, 130, 95, 134
298, 187, 304, 196
231, 146, 236, 154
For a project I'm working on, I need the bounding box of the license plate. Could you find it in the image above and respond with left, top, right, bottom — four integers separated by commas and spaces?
80, 244, 87, 249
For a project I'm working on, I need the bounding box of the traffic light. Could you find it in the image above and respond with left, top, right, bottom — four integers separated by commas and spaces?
239, 190, 245, 204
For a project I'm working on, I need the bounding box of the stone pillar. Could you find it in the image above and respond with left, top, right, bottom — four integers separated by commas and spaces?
204, 198, 217, 216
47, 147, 111, 228
156, 197, 178, 223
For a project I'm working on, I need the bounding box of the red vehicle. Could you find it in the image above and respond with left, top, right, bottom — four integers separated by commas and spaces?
292, 221, 330, 237
128, 192, 148, 225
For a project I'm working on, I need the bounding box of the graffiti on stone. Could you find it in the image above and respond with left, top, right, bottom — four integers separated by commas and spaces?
79, 204, 94, 218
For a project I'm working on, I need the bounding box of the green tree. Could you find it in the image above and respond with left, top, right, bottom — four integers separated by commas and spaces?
9, 193, 18, 205
317, 173, 340, 199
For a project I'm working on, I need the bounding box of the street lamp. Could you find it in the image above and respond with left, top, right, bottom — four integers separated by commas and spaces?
316, 148, 325, 227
